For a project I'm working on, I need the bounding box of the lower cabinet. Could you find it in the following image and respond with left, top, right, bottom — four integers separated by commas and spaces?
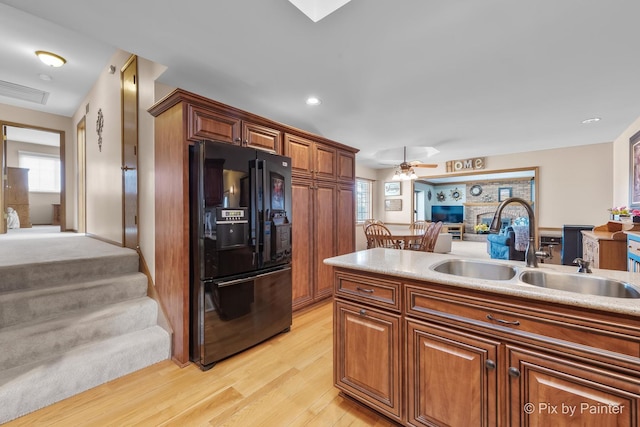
334, 300, 402, 421
406, 319, 499, 426
333, 268, 640, 427
507, 346, 640, 427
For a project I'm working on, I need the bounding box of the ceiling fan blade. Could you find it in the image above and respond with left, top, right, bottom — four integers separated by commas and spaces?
411, 163, 438, 168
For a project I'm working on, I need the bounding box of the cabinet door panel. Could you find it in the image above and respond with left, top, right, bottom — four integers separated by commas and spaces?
335, 300, 401, 420
336, 184, 355, 256
508, 346, 640, 427
314, 182, 337, 300
291, 180, 314, 309
284, 134, 313, 177
242, 122, 282, 153
314, 144, 337, 181
337, 150, 355, 182
188, 105, 240, 143
407, 319, 499, 427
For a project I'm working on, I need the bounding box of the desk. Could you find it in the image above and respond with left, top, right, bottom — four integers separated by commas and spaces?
385, 225, 425, 249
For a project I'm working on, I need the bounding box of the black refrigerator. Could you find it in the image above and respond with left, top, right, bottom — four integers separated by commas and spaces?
189, 140, 293, 370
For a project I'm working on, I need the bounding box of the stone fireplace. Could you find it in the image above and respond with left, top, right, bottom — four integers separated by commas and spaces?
463, 203, 529, 234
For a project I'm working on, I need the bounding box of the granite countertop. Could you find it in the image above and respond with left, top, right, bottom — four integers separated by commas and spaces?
324, 248, 640, 317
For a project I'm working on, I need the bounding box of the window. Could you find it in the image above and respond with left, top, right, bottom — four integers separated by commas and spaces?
356, 178, 373, 223
18, 151, 60, 193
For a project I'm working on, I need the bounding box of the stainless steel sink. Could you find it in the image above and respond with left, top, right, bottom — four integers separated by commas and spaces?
519, 271, 640, 299
431, 259, 517, 280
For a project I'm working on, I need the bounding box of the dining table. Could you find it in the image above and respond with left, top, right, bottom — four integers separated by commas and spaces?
384, 225, 426, 249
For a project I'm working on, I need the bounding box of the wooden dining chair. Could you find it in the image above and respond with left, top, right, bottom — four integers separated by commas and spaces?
410, 220, 429, 232
365, 223, 401, 249
411, 221, 443, 252
363, 219, 380, 248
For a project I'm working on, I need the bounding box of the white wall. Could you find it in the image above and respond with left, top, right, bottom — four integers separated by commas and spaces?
613, 116, 640, 208
374, 142, 612, 229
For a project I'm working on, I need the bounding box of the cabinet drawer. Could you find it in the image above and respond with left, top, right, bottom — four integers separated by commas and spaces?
405, 284, 640, 358
335, 271, 401, 312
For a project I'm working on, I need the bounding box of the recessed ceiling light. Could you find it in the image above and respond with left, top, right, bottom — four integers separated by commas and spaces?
38, 73, 52, 81
35, 50, 66, 67
581, 117, 601, 124
306, 96, 321, 106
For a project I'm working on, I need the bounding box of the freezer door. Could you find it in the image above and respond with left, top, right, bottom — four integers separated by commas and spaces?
198, 267, 292, 368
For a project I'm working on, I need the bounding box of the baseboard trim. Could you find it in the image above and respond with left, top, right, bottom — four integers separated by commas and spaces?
85, 233, 121, 247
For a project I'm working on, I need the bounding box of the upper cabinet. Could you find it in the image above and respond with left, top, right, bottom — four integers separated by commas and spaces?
187, 104, 282, 152
285, 133, 355, 182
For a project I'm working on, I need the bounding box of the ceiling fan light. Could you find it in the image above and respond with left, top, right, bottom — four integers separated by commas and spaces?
392, 171, 402, 181
35, 50, 66, 67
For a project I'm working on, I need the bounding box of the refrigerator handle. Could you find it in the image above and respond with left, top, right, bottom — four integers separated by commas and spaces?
253, 159, 261, 267
261, 159, 271, 263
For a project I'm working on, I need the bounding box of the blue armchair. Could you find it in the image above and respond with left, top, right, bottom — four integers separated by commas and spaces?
487, 223, 529, 261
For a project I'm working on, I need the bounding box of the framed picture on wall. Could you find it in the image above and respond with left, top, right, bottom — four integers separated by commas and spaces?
385, 199, 402, 211
630, 130, 640, 208
384, 182, 401, 196
498, 187, 512, 202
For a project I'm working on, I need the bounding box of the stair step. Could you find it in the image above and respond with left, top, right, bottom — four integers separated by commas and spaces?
0, 297, 159, 371
0, 252, 140, 293
0, 273, 148, 329
0, 326, 170, 424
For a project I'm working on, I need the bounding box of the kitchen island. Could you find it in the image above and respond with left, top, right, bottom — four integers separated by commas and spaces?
324, 248, 640, 426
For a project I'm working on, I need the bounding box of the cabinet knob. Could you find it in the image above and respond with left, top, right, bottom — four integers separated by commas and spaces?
508, 367, 520, 378
485, 359, 496, 370
359, 309, 367, 316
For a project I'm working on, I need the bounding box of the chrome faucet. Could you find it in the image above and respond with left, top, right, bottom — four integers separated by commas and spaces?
489, 197, 549, 268
573, 257, 592, 273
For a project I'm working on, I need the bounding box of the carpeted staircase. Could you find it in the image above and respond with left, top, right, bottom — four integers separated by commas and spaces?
0, 241, 171, 424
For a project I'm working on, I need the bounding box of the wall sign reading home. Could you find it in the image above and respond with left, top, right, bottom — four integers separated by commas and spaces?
446, 157, 485, 173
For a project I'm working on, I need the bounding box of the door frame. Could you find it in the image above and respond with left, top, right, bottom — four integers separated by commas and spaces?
77, 117, 86, 233
0, 120, 66, 233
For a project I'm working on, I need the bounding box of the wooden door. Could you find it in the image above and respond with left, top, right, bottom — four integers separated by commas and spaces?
507, 345, 639, 427
122, 55, 138, 249
406, 319, 499, 427
335, 300, 402, 420
291, 179, 314, 309
314, 181, 337, 300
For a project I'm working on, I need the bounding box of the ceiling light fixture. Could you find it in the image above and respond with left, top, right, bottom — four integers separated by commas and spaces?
35, 50, 66, 67
288, 0, 352, 22
392, 146, 418, 181
306, 96, 321, 106
581, 117, 601, 124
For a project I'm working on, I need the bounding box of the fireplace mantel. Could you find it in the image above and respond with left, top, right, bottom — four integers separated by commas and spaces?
464, 201, 534, 207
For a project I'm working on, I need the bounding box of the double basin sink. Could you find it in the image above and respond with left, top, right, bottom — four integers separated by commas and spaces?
431, 259, 640, 299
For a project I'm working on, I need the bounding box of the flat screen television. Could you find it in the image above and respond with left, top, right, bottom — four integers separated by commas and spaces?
431, 205, 464, 224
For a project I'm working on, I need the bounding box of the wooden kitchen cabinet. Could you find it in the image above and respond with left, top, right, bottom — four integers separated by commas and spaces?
331, 266, 640, 426
149, 88, 357, 365
291, 179, 340, 309
188, 104, 282, 152
335, 300, 402, 421
285, 133, 337, 181
508, 346, 640, 427
406, 319, 499, 427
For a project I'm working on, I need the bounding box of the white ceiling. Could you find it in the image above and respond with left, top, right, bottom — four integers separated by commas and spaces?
1, 1, 639, 168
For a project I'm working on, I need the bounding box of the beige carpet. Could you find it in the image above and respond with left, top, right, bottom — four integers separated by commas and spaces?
0, 228, 133, 267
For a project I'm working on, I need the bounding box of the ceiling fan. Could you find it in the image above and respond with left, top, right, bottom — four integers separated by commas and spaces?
392, 146, 437, 181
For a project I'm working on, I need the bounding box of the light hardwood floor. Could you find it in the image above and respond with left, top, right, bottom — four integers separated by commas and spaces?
6, 300, 394, 427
